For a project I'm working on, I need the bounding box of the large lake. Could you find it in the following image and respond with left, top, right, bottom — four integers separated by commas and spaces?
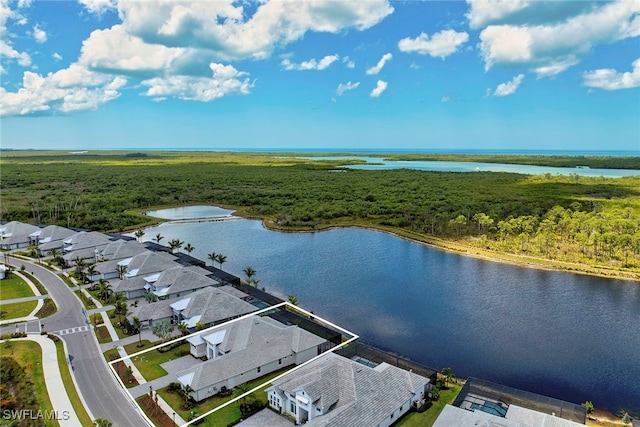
144, 207, 640, 416
302, 156, 640, 178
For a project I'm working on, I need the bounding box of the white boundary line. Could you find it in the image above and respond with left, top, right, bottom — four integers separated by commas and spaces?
108, 302, 359, 426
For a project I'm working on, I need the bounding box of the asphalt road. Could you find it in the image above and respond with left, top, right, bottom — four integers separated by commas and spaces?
1, 257, 150, 427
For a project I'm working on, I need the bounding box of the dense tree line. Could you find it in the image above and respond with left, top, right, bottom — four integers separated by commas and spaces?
0, 357, 44, 426
1, 151, 638, 272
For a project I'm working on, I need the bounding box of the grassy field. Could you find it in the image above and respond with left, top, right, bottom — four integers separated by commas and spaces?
53, 338, 93, 427
0, 299, 38, 320
0, 340, 59, 427
0, 276, 35, 300
158, 368, 289, 426
127, 341, 190, 381
396, 384, 462, 427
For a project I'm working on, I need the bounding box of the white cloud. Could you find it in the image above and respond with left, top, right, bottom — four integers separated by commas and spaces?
478, 0, 640, 75
370, 80, 388, 97
494, 73, 524, 96
441, 96, 450, 102
466, 0, 529, 29
583, 58, 640, 90
0, 0, 31, 68
342, 56, 355, 68
52, 52, 62, 61
119, 0, 394, 61
78, 0, 117, 15
17, 0, 32, 7
141, 62, 251, 101
398, 29, 469, 59
32, 24, 46, 43
282, 54, 340, 71
336, 81, 360, 95
366, 52, 392, 75
0, 65, 126, 116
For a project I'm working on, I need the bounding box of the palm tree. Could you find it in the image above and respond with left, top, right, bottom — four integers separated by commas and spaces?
168, 238, 183, 254
154, 233, 164, 244
114, 300, 128, 323
216, 253, 227, 270
184, 243, 195, 254
73, 256, 87, 282
116, 264, 128, 279
93, 418, 113, 427
49, 247, 61, 265
134, 229, 145, 242
207, 252, 217, 267
288, 294, 299, 306
243, 266, 256, 281
132, 317, 143, 346
98, 279, 112, 301
85, 263, 98, 284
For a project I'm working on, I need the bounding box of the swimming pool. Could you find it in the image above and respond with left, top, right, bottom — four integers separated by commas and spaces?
470, 401, 508, 417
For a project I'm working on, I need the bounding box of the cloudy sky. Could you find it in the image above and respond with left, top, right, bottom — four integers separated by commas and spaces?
1, 0, 639, 152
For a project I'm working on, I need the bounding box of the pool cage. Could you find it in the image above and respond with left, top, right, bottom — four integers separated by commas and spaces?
453, 377, 587, 424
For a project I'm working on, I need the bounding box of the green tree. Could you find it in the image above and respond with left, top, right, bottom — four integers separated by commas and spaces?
93, 418, 113, 427
97, 279, 112, 301
207, 252, 217, 267
132, 317, 143, 346
216, 253, 227, 270
288, 294, 299, 306
441, 367, 455, 387
168, 239, 184, 254
152, 320, 174, 342
581, 401, 594, 415
86, 263, 98, 284
243, 266, 256, 281
114, 300, 128, 323
184, 243, 195, 254
116, 264, 128, 280
134, 229, 145, 242
473, 213, 494, 235
154, 233, 164, 244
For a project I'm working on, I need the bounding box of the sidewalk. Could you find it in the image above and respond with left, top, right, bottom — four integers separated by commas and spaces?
3, 335, 83, 426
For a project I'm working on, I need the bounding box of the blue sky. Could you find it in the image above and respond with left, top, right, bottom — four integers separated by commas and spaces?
1, 0, 639, 152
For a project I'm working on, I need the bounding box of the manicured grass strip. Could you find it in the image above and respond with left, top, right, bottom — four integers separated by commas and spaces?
19, 271, 48, 295
396, 383, 462, 427
95, 325, 112, 343
75, 290, 96, 310
158, 367, 288, 427
108, 309, 130, 339
0, 276, 35, 300
53, 338, 93, 427
127, 341, 190, 381
35, 298, 57, 318
59, 274, 76, 288
0, 340, 59, 427
0, 300, 38, 320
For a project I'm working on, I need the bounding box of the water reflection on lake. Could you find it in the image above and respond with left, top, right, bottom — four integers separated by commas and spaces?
144, 206, 640, 416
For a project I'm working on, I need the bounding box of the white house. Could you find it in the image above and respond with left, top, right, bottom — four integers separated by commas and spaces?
176, 316, 328, 402
0, 222, 41, 250
113, 251, 181, 298
267, 352, 430, 426
146, 266, 218, 300
62, 231, 114, 264
90, 239, 149, 280
32, 225, 75, 256
127, 286, 256, 329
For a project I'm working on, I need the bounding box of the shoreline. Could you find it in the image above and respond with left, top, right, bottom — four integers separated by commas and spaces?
134, 206, 640, 284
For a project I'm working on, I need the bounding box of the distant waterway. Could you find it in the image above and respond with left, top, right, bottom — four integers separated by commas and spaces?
144, 206, 640, 417
303, 156, 640, 178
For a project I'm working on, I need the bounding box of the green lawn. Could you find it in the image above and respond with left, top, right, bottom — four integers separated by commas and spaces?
53, 338, 93, 427
0, 300, 38, 320
158, 368, 289, 427
0, 276, 35, 300
396, 384, 462, 427
0, 340, 59, 427
128, 341, 190, 381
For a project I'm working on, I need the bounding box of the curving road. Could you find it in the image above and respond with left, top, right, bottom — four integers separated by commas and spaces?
1, 257, 150, 427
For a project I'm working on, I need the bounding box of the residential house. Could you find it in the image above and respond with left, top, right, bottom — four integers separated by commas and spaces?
176, 316, 328, 402
0, 222, 41, 250
61, 231, 114, 264
127, 285, 257, 329
146, 265, 218, 300
112, 251, 181, 299
266, 352, 430, 426
91, 239, 149, 280
31, 225, 75, 256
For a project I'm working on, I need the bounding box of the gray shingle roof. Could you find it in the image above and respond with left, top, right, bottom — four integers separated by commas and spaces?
177, 317, 327, 390
0, 221, 42, 246
269, 352, 430, 427
129, 299, 174, 322
179, 287, 257, 326
36, 225, 75, 249
113, 276, 147, 292
152, 266, 219, 296
99, 239, 148, 261
123, 251, 179, 277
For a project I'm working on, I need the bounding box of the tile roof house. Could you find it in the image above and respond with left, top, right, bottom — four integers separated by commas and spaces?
0, 221, 42, 250
91, 240, 150, 280
112, 251, 181, 299
177, 316, 328, 402
266, 352, 430, 427
146, 266, 219, 299
62, 231, 114, 264
31, 225, 75, 255
128, 285, 256, 329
